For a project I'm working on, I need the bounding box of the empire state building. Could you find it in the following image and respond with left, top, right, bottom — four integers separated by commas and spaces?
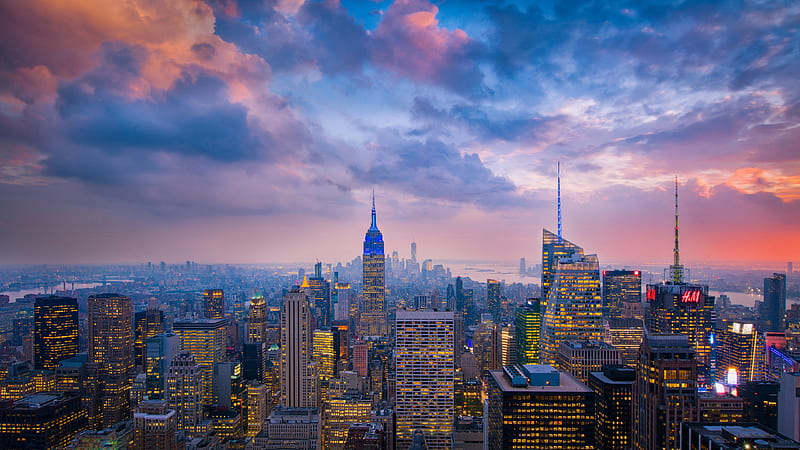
361, 195, 387, 337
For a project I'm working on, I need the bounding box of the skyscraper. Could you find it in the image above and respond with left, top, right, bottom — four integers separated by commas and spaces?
632, 334, 698, 450
589, 365, 635, 450
718, 322, 766, 384
395, 310, 455, 450
145, 332, 180, 400
203, 289, 225, 320
487, 279, 503, 320
762, 273, 787, 332
487, 364, 594, 449
165, 350, 205, 437
280, 289, 316, 408
172, 318, 227, 407
88, 293, 134, 428
248, 294, 267, 343
645, 180, 715, 379
540, 251, 603, 365
602, 270, 642, 318
307, 263, 331, 328
134, 303, 165, 368
361, 194, 386, 337
515, 300, 541, 365
34, 296, 79, 371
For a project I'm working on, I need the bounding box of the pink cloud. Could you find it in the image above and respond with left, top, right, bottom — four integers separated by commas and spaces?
371, 0, 482, 94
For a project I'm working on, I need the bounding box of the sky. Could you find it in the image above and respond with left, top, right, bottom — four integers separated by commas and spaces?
0, 0, 798, 267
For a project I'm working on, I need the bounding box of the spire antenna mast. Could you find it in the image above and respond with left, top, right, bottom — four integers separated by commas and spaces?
557, 161, 562, 240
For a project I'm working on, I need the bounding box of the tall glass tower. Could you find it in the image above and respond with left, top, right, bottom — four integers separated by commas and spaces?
34, 296, 79, 371
361, 194, 386, 336
540, 251, 603, 365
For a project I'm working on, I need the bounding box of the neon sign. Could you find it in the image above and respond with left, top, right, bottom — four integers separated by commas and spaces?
646, 288, 657, 301
681, 290, 702, 303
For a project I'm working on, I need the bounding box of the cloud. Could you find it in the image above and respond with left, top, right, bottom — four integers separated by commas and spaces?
371, 0, 488, 97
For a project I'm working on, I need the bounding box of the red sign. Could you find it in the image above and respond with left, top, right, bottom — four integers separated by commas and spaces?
681, 290, 701, 303
646, 288, 657, 301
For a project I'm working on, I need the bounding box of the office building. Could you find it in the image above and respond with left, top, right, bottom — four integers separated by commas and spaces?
361, 195, 387, 337
322, 391, 372, 449
779, 372, 800, 442
133, 399, 178, 450
145, 332, 180, 400
246, 382, 267, 438
540, 248, 603, 365
395, 310, 455, 450
0, 391, 87, 449
487, 364, 594, 449
134, 304, 165, 368
314, 329, 336, 385
680, 422, 800, 450
487, 279, 503, 321
602, 270, 642, 318
556, 340, 621, 383
173, 319, 226, 407
515, 300, 542, 365
34, 296, 79, 371
88, 293, 134, 428
717, 322, 766, 384
588, 366, 635, 450
497, 323, 516, 367
242, 341, 266, 382
762, 273, 787, 332
605, 317, 645, 366
280, 289, 317, 408
645, 283, 715, 377
645, 180, 715, 379
307, 263, 331, 328
252, 406, 320, 450
698, 392, 744, 423
203, 289, 224, 320
541, 229, 584, 315
165, 350, 205, 437
213, 361, 245, 409
632, 334, 698, 450
248, 294, 267, 343
738, 381, 779, 430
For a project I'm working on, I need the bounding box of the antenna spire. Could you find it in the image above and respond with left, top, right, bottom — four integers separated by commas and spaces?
557, 161, 562, 239
370, 189, 377, 230
670, 176, 684, 283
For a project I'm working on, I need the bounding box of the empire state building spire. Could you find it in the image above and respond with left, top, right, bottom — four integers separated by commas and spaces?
361, 192, 386, 336
370, 189, 378, 231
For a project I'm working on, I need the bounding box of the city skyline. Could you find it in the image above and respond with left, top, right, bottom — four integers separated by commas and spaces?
1, 0, 798, 265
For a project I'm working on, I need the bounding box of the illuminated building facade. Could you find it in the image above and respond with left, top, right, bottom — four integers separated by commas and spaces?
540, 229, 584, 316
395, 310, 454, 450
0, 391, 87, 449
248, 294, 267, 343
738, 381, 779, 430
246, 382, 267, 438
762, 273, 787, 332
145, 332, 180, 399
540, 251, 603, 366
88, 293, 134, 428
280, 289, 317, 408
255, 406, 320, 450
497, 323, 516, 367
632, 334, 698, 450
556, 340, 621, 383
172, 319, 226, 407
697, 392, 744, 423
515, 300, 541, 365
645, 283, 715, 377
33, 295, 79, 371
307, 263, 331, 328
203, 289, 225, 320
602, 270, 642, 318
487, 279, 503, 321
361, 195, 387, 337
165, 350, 204, 436
322, 392, 372, 449
718, 322, 766, 384
487, 364, 594, 449
588, 366, 635, 450
133, 304, 164, 368
605, 318, 645, 366
133, 399, 178, 450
